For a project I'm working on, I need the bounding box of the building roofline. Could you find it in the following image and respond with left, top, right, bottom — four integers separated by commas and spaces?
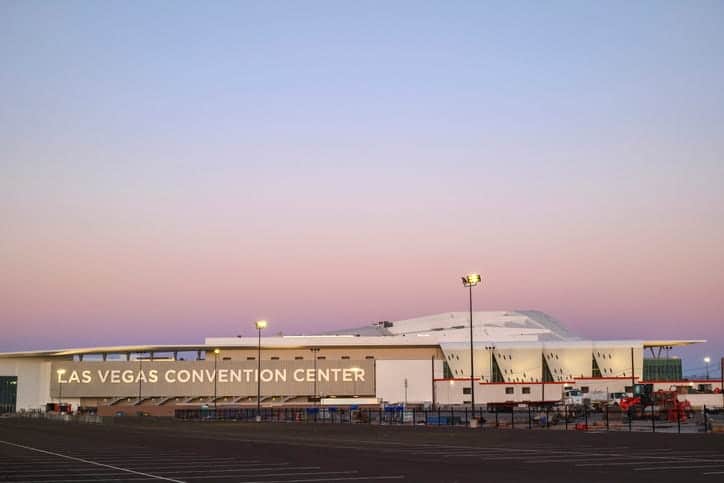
0, 339, 705, 359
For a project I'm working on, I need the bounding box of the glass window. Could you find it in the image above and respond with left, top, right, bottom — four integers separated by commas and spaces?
505, 387, 514, 394
0, 376, 18, 414
522, 387, 531, 394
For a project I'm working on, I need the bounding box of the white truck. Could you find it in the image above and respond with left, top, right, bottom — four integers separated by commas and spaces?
563, 389, 583, 406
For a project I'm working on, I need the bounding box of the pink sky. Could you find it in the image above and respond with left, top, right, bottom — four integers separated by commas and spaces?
1, 2, 723, 375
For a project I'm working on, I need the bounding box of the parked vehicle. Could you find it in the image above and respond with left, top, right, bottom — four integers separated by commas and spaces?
45, 402, 72, 414
563, 389, 583, 406
609, 392, 629, 406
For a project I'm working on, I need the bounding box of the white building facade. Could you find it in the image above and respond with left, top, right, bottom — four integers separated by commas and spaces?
0, 311, 708, 413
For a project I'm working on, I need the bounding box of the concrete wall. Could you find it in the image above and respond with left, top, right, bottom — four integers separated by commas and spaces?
592, 343, 643, 381
0, 358, 52, 411
574, 378, 631, 394
440, 345, 492, 381
475, 383, 565, 404
440, 342, 644, 385
208, 347, 442, 361
375, 360, 433, 404
434, 378, 638, 405
434, 381, 566, 405
679, 394, 724, 409
433, 380, 468, 405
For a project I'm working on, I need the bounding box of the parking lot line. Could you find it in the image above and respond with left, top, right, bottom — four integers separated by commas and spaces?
94, 457, 241, 462
0, 466, 310, 477
0, 440, 186, 483
7, 472, 151, 479
576, 458, 721, 467
0, 463, 298, 475
634, 464, 724, 471
101, 461, 276, 468
525, 454, 706, 465
7, 479, 171, 483
130, 463, 298, 471
180, 470, 359, 480
162, 466, 319, 473
0, 458, 261, 466
234, 477, 405, 483
2, 468, 333, 480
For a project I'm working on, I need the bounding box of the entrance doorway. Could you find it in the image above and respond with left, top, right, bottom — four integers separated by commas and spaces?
0, 376, 17, 413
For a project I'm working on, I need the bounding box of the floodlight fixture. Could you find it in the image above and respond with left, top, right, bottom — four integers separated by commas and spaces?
462, 273, 482, 287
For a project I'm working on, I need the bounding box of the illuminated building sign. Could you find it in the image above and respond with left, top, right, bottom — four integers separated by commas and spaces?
50, 360, 374, 398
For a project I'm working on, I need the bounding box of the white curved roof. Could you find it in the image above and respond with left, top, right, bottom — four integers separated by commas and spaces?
322, 310, 578, 343
0, 311, 706, 358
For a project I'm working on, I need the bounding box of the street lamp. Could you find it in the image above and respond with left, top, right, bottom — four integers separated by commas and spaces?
56, 369, 66, 406
310, 347, 320, 405
461, 273, 482, 421
350, 366, 360, 398
138, 352, 143, 404
704, 357, 711, 380
255, 320, 267, 422
213, 348, 221, 417
404, 378, 408, 407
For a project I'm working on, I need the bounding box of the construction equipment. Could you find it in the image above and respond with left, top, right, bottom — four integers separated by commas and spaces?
618, 390, 691, 422
618, 396, 641, 411
655, 389, 691, 422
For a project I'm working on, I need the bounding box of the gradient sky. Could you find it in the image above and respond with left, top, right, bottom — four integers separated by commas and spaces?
1, 1, 723, 375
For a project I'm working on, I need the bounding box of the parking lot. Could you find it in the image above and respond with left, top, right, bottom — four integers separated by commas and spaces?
1, 418, 723, 482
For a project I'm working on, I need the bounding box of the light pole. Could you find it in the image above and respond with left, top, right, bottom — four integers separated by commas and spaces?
213, 348, 220, 417
461, 273, 482, 420
310, 347, 320, 405
404, 378, 408, 407
350, 366, 359, 398
255, 320, 267, 422
704, 357, 711, 380
56, 369, 66, 407
138, 353, 143, 404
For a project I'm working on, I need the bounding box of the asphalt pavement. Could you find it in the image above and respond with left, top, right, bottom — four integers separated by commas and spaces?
1, 418, 723, 482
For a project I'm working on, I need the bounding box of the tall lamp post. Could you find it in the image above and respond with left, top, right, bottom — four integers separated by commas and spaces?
310, 347, 320, 405
404, 378, 408, 407
213, 348, 220, 417
138, 353, 143, 404
461, 273, 482, 420
255, 320, 267, 422
56, 369, 66, 407
704, 357, 711, 380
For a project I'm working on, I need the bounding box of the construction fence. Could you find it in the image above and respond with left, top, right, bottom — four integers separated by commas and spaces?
174, 405, 724, 434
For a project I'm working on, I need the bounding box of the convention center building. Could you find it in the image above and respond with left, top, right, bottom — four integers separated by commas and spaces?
0, 311, 713, 416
